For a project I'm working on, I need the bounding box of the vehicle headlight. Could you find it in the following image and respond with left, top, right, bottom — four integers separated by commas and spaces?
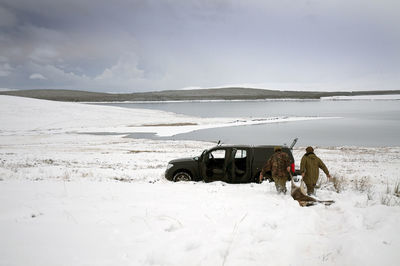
166, 163, 174, 171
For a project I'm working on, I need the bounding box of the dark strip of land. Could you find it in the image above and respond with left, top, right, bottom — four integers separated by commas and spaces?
0, 88, 399, 102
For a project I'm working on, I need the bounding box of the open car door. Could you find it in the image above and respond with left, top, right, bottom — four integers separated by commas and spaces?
201, 148, 250, 183
201, 148, 228, 182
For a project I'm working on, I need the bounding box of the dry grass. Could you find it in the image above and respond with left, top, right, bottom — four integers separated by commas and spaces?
380, 180, 400, 206
127, 150, 157, 154
381, 194, 392, 206
316, 175, 373, 195
386, 181, 391, 194
367, 190, 374, 201
114, 177, 132, 182
380, 194, 400, 206
61, 171, 70, 181
331, 176, 346, 193
353, 176, 371, 193
321, 176, 400, 206
394, 180, 400, 198
142, 123, 198, 127
316, 174, 346, 193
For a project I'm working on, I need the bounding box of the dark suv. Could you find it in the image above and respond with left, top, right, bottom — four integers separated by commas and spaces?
165, 144, 298, 183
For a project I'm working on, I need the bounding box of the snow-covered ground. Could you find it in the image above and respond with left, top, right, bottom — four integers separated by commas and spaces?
1, 95, 400, 266
321, 94, 400, 100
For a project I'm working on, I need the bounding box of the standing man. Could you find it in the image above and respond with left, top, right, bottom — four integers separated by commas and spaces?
260, 146, 291, 194
300, 146, 331, 195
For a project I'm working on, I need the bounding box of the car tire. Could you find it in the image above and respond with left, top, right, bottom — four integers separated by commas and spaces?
173, 172, 192, 182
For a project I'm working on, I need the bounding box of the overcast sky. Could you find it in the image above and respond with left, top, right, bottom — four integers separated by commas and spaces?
0, 0, 399, 92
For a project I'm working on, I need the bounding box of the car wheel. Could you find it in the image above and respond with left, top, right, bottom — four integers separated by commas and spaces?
173, 172, 192, 182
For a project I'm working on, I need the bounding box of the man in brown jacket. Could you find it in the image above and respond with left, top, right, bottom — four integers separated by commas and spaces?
260, 146, 291, 194
300, 146, 331, 195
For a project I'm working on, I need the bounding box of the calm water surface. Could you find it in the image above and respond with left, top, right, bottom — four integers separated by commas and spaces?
95, 100, 400, 147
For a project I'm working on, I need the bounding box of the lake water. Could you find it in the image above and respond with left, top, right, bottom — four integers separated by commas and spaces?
95, 100, 400, 147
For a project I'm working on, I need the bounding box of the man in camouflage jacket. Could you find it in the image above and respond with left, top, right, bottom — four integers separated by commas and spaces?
300, 146, 331, 195
260, 146, 291, 194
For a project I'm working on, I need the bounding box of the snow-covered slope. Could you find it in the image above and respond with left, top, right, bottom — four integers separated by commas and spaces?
0, 95, 399, 266
0, 95, 337, 136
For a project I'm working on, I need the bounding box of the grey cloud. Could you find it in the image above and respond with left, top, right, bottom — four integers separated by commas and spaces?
29, 73, 46, 80
0, 63, 13, 77
0, 6, 17, 27
0, 0, 399, 92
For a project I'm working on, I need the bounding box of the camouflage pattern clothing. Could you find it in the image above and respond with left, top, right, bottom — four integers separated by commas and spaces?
300, 152, 330, 195
262, 150, 291, 193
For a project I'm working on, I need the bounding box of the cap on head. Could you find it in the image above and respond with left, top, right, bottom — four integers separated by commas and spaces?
306, 146, 314, 153
274, 146, 282, 152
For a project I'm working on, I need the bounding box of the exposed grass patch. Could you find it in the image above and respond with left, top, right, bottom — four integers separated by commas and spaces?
114, 177, 132, 182
127, 150, 157, 154
317, 175, 400, 206
316, 174, 346, 193
42, 159, 54, 164
142, 123, 198, 127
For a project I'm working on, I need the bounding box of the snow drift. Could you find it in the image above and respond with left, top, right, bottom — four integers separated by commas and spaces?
0, 95, 399, 266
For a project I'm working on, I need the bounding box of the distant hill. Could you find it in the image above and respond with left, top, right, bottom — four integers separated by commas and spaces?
1, 88, 399, 102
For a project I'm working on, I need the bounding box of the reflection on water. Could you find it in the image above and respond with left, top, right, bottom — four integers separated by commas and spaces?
95, 100, 400, 146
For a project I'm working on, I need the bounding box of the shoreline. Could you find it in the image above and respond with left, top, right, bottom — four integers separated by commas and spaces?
84, 98, 321, 104
83, 94, 400, 104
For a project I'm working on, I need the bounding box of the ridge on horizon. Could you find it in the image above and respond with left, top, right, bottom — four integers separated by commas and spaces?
0, 87, 399, 102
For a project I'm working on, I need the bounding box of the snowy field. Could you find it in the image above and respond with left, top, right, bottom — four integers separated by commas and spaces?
321, 94, 400, 101
1, 95, 400, 266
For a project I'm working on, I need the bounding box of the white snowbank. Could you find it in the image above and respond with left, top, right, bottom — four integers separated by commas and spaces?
321, 94, 400, 100
0, 95, 399, 266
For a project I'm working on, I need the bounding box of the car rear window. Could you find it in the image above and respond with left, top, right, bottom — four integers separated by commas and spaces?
235, 149, 247, 159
